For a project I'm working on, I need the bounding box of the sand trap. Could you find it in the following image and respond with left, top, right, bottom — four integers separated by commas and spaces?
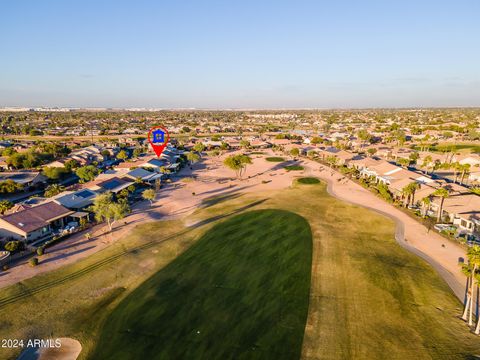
38, 338, 81, 360
17, 338, 81, 360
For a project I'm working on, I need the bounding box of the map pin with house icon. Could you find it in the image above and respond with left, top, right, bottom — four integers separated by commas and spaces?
148, 126, 170, 157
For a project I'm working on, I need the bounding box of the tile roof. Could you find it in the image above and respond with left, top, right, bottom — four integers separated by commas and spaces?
0, 202, 73, 233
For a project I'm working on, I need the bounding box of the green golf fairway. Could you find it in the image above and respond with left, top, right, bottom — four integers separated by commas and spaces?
90, 209, 313, 359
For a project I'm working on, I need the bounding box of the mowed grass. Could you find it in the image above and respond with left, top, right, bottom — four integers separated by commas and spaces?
413, 143, 480, 153
296, 177, 320, 184
0, 182, 480, 359
265, 156, 285, 162
90, 210, 312, 360
284, 165, 304, 171
189, 184, 480, 359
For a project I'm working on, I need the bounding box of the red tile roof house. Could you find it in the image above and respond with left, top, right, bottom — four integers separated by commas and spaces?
0, 202, 74, 243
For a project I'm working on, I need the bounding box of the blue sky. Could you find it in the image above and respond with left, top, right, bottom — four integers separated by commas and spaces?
2, 0, 480, 108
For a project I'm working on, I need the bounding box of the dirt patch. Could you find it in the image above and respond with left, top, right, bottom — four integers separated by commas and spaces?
39, 338, 81, 360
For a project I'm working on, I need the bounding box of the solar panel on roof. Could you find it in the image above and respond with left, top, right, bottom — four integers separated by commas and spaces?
102, 179, 122, 190
76, 190, 93, 198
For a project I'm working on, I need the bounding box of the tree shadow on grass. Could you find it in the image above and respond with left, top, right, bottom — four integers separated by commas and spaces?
200, 192, 244, 208
90, 209, 312, 360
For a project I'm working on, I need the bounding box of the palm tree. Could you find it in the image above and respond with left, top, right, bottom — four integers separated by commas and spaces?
401, 182, 420, 207
433, 187, 449, 222
461, 246, 480, 327
474, 270, 480, 334
459, 163, 471, 185
451, 162, 461, 183
401, 185, 412, 207
420, 196, 431, 217
422, 155, 432, 174
407, 182, 420, 206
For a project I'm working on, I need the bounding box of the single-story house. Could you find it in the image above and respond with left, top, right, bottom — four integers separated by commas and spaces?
87, 177, 134, 194
0, 202, 74, 242
51, 189, 98, 210
0, 171, 47, 188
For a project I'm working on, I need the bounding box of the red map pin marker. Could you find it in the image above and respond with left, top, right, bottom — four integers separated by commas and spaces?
148, 125, 170, 157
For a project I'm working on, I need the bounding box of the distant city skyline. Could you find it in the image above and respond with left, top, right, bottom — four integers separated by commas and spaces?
2, 0, 480, 108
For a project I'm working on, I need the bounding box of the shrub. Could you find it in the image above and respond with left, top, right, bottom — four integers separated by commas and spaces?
2, 265, 8, 271
36, 247, 45, 256
4, 241, 23, 253
29, 257, 39, 267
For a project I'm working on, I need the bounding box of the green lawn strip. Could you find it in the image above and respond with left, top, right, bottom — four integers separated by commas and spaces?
296, 177, 320, 184
265, 157, 285, 162
90, 210, 313, 360
284, 165, 304, 171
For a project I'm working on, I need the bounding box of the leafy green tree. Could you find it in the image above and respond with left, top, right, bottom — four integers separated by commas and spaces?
240, 140, 251, 149
118, 188, 129, 199
290, 148, 300, 157
42, 166, 69, 180
116, 150, 129, 161
91, 192, 130, 231
6, 153, 27, 169
0, 180, 23, 194
0, 200, 13, 214
393, 130, 407, 146
409, 151, 419, 163
377, 182, 393, 202
133, 147, 143, 158
75, 165, 100, 182
193, 142, 205, 153
397, 157, 410, 168
223, 154, 252, 178
101, 149, 111, 159
44, 184, 65, 197
326, 155, 338, 168
186, 152, 200, 165
64, 159, 79, 171
4, 241, 23, 252
357, 129, 373, 144
1, 147, 17, 156
142, 188, 156, 206
307, 150, 317, 158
